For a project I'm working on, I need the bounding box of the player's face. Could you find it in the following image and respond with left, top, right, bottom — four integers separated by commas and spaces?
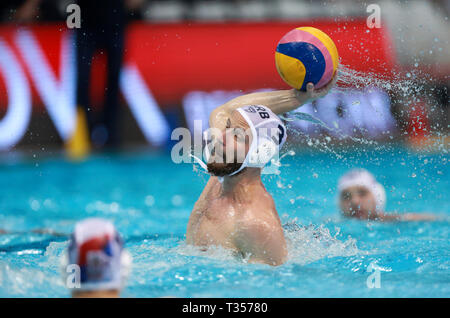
207, 112, 251, 177
339, 186, 377, 219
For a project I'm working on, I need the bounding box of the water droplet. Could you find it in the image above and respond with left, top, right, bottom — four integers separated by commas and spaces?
110, 202, 119, 213
145, 195, 155, 206
30, 199, 40, 211
171, 195, 183, 206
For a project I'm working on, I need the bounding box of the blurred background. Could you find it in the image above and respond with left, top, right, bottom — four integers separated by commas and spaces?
0, 0, 448, 155
0, 0, 448, 299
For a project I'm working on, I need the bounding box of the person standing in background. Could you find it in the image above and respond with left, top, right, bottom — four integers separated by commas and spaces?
68, 0, 145, 158
1, 0, 144, 157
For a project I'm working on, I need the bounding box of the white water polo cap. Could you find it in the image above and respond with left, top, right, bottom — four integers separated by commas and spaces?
338, 169, 386, 212
62, 218, 131, 292
228, 105, 287, 176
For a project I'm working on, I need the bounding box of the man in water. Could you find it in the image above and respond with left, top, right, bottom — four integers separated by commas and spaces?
186, 79, 337, 266
338, 168, 436, 221
62, 218, 131, 297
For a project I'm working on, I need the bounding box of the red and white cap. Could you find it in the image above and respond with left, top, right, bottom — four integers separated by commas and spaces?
62, 218, 131, 292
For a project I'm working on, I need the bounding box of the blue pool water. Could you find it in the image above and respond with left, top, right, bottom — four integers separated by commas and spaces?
0, 145, 448, 297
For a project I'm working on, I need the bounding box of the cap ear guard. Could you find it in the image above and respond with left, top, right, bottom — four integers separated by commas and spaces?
248, 136, 279, 167
202, 129, 212, 164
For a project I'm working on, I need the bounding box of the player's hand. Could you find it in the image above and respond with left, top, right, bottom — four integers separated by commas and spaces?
293, 70, 338, 105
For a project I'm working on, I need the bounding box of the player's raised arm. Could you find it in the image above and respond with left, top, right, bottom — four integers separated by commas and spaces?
209, 74, 337, 130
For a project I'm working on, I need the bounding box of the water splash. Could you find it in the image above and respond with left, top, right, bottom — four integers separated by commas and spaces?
167, 222, 365, 267
279, 64, 434, 156
0, 241, 67, 297
283, 221, 365, 265
337, 64, 445, 144
336, 64, 431, 97
173, 242, 239, 263
284, 110, 380, 154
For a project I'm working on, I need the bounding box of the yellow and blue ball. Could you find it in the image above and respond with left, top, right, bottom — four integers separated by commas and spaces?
275, 27, 339, 91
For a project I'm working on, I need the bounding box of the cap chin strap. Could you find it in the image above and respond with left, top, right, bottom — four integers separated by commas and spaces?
189, 130, 226, 182
190, 153, 208, 171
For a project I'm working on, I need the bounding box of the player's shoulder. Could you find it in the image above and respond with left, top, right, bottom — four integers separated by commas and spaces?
236, 200, 279, 227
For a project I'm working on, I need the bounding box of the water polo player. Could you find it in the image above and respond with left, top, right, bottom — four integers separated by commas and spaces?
186, 77, 337, 266
61, 218, 132, 297
338, 169, 436, 221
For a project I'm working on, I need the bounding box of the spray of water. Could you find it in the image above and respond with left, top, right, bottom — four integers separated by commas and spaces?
280, 63, 443, 156
283, 221, 365, 265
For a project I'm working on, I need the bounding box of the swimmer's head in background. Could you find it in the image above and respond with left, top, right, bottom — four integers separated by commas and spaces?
338, 169, 386, 217
204, 105, 287, 177
61, 218, 131, 293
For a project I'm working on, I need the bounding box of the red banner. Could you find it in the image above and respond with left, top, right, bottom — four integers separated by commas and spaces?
0, 20, 396, 110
